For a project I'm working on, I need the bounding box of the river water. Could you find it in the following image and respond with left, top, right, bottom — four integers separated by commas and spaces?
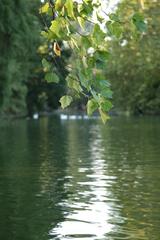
0, 116, 160, 240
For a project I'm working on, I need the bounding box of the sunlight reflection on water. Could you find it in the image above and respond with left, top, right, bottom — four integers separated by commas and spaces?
49, 125, 117, 240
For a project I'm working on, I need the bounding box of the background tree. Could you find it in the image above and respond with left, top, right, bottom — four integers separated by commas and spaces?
0, 0, 69, 117
107, 0, 160, 114
0, 0, 40, 115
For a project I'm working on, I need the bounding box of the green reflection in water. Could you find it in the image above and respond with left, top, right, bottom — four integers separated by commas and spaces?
0, 116, 160, 240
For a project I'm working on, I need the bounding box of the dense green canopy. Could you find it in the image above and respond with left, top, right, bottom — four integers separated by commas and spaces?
0, 0, 67, 117
107, 0, 160, 114
0, 0, 39, 115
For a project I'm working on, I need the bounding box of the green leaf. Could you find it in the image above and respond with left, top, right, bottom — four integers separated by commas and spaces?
132, 13, 147, 32
41, 30, 57, 40
107, 21, 123, 38
42, 59, 51, 72
99, 80, 111, 88
59, 95, 73, 109
41, 31, 48, 38
109, 13, 120, 22
78, 71, 89, 90
67, 77, 83, 92
80, 1, 93, 15
45, 72, 59, 83
95, 50, 110, 62
101, 89, 113, 99
81, 36, 91, 49
92, 24, 106, 44
87, 99, 98, 116
100, 99, 113, 112
65, 0, 75, 18
99, 108, 110, 124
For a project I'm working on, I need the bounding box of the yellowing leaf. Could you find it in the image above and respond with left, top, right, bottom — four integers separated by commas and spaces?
53, 42, 61, 56
139, 0, 144, 9
59, 95, 73, 109
99, 108, 110, 124
65, 0, 75, 18
38, 44, 48, 54
82, 56, 88, 68
50, 19, 61, 37
77, 17, 85, 29
70, 37, 79, 49
55, 0, 64, 11
39, 3, 49, 14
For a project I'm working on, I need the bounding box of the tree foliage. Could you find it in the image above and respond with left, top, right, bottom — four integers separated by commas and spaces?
40, 0, 146, 122
107, 0, 160, 115
0, 0, 69, 117
0, 0, 40, 115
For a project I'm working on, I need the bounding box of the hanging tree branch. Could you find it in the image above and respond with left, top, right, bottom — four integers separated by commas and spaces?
39, 0, 147, 123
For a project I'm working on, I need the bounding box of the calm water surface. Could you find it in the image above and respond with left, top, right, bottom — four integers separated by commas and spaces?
0, 116, 160, 240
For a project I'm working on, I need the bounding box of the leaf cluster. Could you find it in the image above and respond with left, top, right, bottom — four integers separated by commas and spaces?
40, 0, 147, 123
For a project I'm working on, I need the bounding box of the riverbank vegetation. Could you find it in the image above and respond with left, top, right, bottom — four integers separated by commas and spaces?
107, 0, 160, 115
0, 0, 67, 117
